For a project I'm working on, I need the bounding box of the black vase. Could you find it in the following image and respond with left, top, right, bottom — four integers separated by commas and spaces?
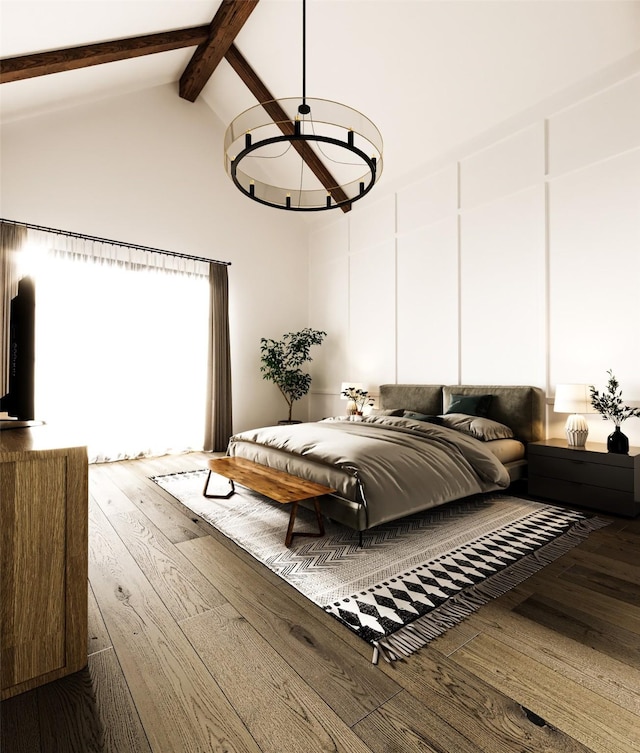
607, 426, 629, 454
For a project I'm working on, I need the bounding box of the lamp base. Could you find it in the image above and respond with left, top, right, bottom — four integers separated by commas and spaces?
565, 414, 588, 447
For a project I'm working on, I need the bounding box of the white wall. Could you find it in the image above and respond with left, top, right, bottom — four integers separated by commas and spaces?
308, 66, 640, 447
3, 64, 639, 446
0, 84, 309, 433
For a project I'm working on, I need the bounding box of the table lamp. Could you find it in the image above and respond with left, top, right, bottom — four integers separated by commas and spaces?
554, 384, 592, 447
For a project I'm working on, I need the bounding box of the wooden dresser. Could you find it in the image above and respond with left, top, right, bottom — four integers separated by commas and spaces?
0, 427, 88, 700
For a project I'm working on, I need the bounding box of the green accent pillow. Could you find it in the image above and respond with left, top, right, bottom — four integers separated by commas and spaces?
446, 394, 493, 418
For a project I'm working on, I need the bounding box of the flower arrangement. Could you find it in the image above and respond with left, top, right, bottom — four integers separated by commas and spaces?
589, 370, 640, 427
341, 386, 370, 414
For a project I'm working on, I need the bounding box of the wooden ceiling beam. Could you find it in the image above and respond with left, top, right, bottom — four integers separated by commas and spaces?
179, 0, 260, 102
1, 3, 352, 212
225, 44, 351, 213
0, 26, 211, 84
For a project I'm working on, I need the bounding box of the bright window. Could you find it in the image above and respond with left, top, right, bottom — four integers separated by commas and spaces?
34, 250, 209, 462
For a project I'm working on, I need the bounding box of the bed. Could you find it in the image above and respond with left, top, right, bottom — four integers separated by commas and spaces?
227, 384, 545, 532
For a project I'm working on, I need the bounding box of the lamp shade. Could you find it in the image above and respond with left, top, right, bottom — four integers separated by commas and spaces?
554, 384, 593, 447
554, 384, 592, 414
340, 382, 363, 398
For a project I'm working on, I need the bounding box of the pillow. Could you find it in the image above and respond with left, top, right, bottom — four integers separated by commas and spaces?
370, 408, 404, 416
446, 393, 493, 418
441, 413, 514, 441
403, 411, 444, 425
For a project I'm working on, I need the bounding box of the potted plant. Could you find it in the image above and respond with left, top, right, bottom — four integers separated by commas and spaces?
589, 370, 640, 454
260, 328, 326, 423
341, 386, 370, 415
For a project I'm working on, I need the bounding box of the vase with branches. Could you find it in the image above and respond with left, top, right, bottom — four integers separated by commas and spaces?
590, 370, 640, 454
341, 386, 370, 415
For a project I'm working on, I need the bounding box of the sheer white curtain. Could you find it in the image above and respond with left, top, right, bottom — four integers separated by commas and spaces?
31, 231, 210, 462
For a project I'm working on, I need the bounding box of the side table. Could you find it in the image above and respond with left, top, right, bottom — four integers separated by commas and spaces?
528, 438, 640, 517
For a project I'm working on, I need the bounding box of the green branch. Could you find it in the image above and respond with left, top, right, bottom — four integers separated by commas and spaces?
589, 370, 640, 426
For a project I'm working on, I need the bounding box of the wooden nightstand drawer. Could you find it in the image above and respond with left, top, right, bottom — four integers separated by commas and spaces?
528, 455, 633, 492
529, 476, 637, 517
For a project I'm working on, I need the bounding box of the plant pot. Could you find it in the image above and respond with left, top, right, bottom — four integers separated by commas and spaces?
607, 426, 629, 454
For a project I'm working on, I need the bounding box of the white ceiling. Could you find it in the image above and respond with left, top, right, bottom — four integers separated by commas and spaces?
2, 1, 640, 188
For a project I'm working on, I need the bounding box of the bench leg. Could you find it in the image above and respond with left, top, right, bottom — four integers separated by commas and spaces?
203, 471, 235, 499
285, 502, 299, 548
312, 497, 325, 538
285, 497, 325, 548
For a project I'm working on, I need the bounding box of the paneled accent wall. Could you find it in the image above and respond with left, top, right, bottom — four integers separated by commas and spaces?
308, 69, 640, 446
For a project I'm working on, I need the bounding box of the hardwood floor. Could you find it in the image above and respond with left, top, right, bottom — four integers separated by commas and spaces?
2, 451, 639, 752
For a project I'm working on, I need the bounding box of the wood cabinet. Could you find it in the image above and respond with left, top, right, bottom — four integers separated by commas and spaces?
528, 438, 640, 517
0, 427, 88, 700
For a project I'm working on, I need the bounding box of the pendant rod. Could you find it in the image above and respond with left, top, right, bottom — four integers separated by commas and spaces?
302, 0, 307, 106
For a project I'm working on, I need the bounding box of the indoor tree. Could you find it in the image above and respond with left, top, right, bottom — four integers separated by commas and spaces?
260, 328, 326, 422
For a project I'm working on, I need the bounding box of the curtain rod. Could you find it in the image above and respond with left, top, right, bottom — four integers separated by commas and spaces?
0, 218, 231, 266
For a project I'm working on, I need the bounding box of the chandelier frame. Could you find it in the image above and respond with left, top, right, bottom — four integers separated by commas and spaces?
223, 0, 383, 212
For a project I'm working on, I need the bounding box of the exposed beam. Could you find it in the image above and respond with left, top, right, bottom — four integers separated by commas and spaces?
225, 44, 352, 213
179, 0, 260, 102
0, 27, 211, 84
0, 5, 352, 213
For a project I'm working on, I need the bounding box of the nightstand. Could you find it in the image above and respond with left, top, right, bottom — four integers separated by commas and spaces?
528, 439, 640, 517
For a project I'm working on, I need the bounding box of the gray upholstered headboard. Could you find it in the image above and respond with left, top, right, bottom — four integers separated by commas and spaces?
379, 384, 544, 444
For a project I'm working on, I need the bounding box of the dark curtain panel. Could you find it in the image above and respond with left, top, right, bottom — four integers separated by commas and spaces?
1, 222, 27, 396
204, 263, 232, 452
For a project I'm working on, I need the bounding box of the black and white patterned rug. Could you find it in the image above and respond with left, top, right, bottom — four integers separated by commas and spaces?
152, 468, 608, 662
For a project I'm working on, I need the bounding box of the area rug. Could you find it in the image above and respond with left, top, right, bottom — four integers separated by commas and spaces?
152, 469, 608, 663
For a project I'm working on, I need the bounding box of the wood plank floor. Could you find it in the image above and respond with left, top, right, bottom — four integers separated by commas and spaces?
2, 451, 639, 752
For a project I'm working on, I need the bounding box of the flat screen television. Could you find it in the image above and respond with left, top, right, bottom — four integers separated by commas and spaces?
0, 275, 39, 429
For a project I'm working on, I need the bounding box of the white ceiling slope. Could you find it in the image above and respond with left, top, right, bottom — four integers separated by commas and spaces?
2, 1, 640, 188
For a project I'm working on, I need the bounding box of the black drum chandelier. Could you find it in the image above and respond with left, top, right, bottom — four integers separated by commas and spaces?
223, 0, 383, 212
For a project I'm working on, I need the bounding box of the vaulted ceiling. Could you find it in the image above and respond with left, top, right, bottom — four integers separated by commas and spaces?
2, 1, 640, 193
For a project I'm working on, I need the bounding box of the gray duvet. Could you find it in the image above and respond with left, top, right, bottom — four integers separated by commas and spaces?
227, 415, 510, 530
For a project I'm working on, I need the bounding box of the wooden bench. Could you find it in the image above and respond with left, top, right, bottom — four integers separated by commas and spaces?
203, 456, 336, 548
